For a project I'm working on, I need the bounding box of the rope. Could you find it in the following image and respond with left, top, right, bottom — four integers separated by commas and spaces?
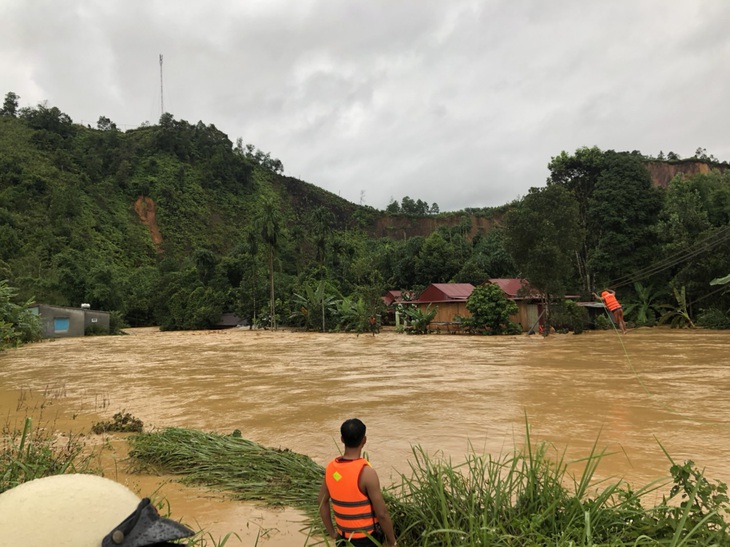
601, 306, 729, 429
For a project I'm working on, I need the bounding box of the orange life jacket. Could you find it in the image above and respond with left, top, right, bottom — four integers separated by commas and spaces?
325, 457, 377, 540
601, 291, 620, 311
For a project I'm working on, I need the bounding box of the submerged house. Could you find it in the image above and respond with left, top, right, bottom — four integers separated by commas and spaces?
484, 278, 544, 332
399, 279, 544, 332
28, 304, 111, 338
408, 283, 475, 326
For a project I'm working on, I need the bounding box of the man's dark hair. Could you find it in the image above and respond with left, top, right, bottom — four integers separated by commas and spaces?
341, 418, 366, 448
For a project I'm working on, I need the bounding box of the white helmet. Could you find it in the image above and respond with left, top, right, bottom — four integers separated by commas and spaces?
0, 474, 193, 546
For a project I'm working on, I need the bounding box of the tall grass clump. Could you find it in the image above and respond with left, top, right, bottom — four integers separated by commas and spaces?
387, 426, 730, 546
1, 417, 95, 493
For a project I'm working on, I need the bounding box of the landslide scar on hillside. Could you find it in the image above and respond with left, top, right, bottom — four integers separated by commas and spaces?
134, 196, 163, 249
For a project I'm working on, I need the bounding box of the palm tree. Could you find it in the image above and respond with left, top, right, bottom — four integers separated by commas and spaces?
257, 197, 281, 330
246, 229, 259, 328
311, 206, 334, 269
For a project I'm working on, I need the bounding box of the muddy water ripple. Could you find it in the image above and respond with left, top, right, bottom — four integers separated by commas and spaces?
1, 327, 729, 544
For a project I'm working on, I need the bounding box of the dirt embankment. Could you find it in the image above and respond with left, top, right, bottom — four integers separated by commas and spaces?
645, 160, 728, 189
130, 162, 727, 246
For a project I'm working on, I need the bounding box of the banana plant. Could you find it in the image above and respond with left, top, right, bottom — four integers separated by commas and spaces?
290, 280, 338, 332
403, 304, 438, 334
622, 282, 669, 327
659, 285, 695, 328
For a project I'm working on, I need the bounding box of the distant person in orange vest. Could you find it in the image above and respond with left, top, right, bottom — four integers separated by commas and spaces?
318, 418, 397, 546
593, 289, 627, 334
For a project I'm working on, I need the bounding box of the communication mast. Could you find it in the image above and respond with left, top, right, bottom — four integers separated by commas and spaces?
159, 54, 164, 115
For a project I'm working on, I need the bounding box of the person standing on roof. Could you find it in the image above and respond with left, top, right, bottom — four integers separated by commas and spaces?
593, 289, 627, 334
318, 418, 397, 546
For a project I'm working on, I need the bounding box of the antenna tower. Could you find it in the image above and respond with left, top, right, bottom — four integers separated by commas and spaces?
159, 54, 164, 115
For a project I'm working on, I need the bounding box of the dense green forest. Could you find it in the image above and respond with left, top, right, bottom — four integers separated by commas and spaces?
1, 91, 729, 339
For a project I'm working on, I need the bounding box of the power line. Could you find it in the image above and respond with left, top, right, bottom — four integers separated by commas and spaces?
607, 223, 730, 289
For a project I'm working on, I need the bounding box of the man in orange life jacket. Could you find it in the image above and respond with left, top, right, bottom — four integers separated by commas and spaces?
318, 418, 397, 546
594, 289, 627, 334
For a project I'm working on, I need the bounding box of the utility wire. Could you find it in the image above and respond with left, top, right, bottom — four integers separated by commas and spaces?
609, 224, 730, 288
607, 223, 730, 289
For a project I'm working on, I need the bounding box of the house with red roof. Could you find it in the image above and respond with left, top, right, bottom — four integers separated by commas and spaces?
395, 279, 545, 332
484, 278, 544, 332
407, 283, 475, 326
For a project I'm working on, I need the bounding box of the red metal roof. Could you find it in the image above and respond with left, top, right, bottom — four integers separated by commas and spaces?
412, 283, 475, 303
382, 290, 416, 305
486, 278, 541, 299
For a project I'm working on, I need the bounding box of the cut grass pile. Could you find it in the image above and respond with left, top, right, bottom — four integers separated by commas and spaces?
128, 427, 325, 522
126, 425, 730, 546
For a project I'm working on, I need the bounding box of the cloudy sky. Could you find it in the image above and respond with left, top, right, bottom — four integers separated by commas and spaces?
2, 1, 729, 212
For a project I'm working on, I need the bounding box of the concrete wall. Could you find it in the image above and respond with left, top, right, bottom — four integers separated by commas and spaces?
29, 305, 110, 338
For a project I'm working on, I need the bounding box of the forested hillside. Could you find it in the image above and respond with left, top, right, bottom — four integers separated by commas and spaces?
1, 94, 729, 333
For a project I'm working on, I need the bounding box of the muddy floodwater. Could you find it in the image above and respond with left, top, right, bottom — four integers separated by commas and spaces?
1, 327, 729, 545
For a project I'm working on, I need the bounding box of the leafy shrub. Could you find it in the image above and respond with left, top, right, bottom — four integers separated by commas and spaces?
84, 324, 107, 336
0, 280, 42, 349
550, 300, 590, 334
403, 304, 437, 335
594, 314, 613, 330
109, 310, 129, 334
463, 284, 519, 335
696, 308, 730, 329
91, 411, 144, 434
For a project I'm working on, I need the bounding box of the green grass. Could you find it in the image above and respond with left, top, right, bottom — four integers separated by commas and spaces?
4, 416, 730, 546
0, 416, 236, 546
1, 416, 95, 493
126, 422, 730, 546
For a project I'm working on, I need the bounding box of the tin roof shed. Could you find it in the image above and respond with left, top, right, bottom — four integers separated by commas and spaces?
412, 283, 475, 303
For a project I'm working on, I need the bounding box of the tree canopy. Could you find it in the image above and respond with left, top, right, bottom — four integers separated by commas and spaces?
1, 93, 729, 334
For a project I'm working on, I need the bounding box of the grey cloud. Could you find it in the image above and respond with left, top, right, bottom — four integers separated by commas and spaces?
2, 0, 730, 211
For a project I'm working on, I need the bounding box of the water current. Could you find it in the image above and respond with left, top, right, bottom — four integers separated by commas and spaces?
1, 327, 728, 545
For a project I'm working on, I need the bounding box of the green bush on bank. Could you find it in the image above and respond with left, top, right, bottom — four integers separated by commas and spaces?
696, 308, 730, 329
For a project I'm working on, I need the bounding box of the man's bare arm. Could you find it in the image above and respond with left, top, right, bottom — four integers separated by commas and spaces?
361, 466, 397, 546
317, 480, 337, 540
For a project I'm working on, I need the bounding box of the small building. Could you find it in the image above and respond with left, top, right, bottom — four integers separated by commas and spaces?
484, 278, 544, 332
28, 304, 111, 338
382, 290, 416, 325
401, 279, 545, 333
409, 283, 475, 326
382, 290, 403, 307
214, 312, 243, 329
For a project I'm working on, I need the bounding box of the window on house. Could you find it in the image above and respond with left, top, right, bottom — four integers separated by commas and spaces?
54, 317, 70, 333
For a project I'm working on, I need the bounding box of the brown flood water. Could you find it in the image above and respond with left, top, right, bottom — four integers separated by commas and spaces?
1, 327, 729, 545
